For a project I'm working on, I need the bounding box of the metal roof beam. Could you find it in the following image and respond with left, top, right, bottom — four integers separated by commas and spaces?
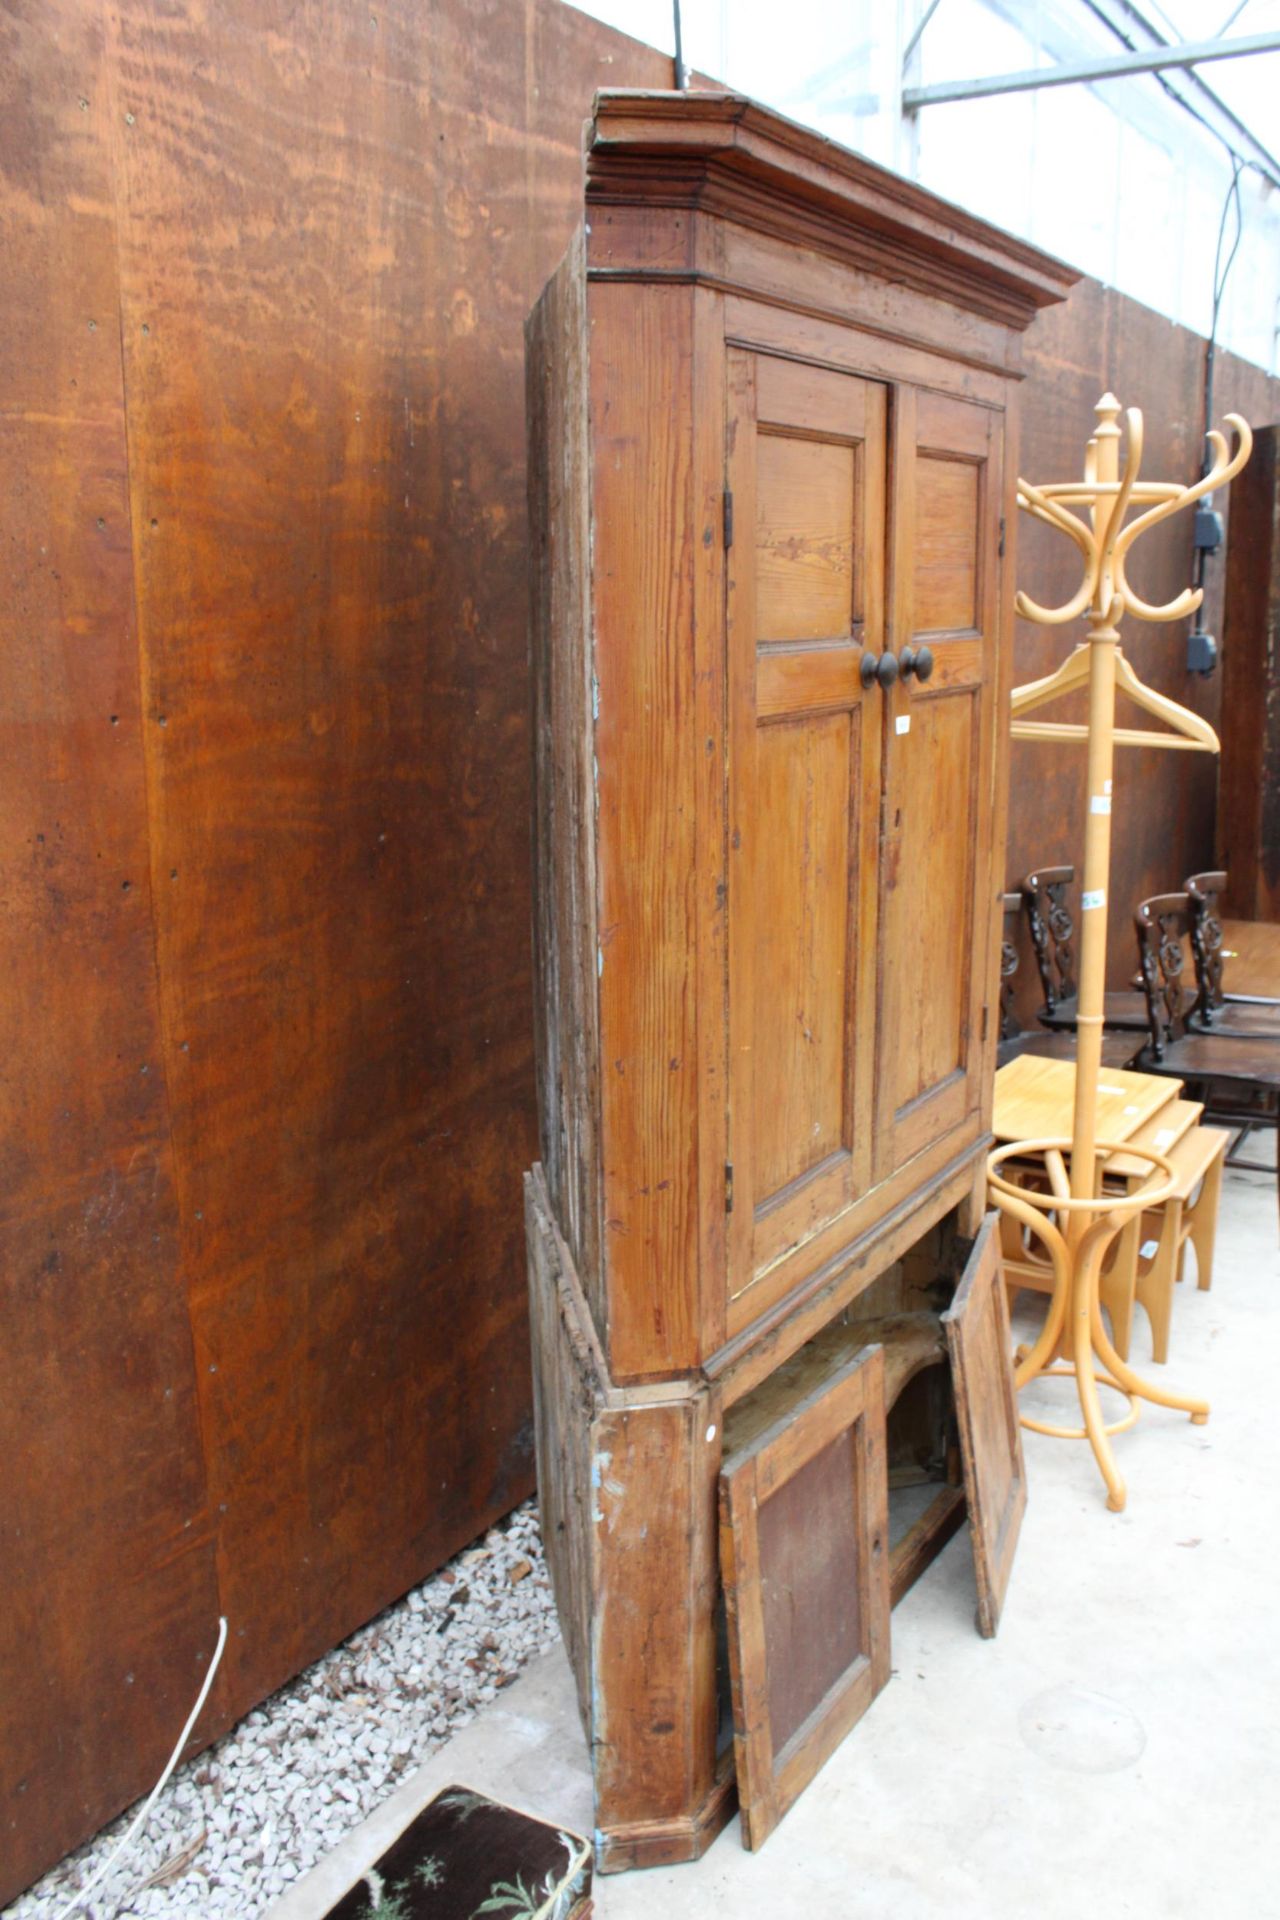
903, 28, 1280, 110
1079, 0, 1280, 189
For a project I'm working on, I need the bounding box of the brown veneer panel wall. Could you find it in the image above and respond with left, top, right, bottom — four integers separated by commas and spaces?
0, 0, 673, 1901
3, 0, 1278, 1897
1008, 279, 1280, 1019
1220, 424, 1280, 920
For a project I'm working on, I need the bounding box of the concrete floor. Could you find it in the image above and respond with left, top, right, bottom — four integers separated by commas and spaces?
274, 1164, 1280, 1920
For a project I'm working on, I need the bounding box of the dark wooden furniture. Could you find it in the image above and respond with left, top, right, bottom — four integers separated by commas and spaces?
526, 89, 1075, 1869
1220, 423, 1280, 922
1213, 918, 1280, 999
1134, 892, 1280, 1218
998, 894, 1143, 1071
1186, 871, 1280, 1033
1022, 864, 1151, 1032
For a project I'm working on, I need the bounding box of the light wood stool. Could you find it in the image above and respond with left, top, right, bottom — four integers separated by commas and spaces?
1130, 1124, 1230, 1363
1097, 1098, 1203, 1358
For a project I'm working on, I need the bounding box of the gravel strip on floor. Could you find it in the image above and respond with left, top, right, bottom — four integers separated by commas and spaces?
6, 1500, 560, 1920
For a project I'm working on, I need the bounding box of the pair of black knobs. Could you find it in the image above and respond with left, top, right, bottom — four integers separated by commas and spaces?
859, 645, 935, 691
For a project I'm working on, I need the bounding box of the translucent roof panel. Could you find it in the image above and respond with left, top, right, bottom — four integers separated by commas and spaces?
565, 0, 1280, 370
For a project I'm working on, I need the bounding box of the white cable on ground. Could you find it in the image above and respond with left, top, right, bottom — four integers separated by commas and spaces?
53, 1615, 229, 1920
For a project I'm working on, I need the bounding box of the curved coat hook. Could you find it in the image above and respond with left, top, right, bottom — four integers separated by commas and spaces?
1015, 406, 1252, 634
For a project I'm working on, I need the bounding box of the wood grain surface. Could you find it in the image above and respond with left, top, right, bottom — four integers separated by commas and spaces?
719, 1341, 889, 1852
0, 0, 677, 1901
943, 1215, 1027, 1638
0, 2, 221, 1892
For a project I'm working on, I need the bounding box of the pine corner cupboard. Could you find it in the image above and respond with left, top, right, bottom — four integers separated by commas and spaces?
524, 90, 1076, 1870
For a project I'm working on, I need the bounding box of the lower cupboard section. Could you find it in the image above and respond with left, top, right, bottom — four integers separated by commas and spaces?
525, 1165, 1026, 1867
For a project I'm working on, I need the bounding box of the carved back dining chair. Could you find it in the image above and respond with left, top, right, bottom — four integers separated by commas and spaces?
1021, 864, 1151, 1032
1185, 871, 1280, 1035
1134, 891, 1280, 1222
998, 892, 1142, 1071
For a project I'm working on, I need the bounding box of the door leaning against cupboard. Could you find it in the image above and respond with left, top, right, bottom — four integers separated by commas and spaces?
525, 88, 1077, 1870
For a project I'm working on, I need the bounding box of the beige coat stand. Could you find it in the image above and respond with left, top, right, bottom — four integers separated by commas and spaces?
988, 392, 1251, 1511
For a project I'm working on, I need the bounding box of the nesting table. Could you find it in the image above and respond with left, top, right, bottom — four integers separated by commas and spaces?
993, 1055, 1194, 1360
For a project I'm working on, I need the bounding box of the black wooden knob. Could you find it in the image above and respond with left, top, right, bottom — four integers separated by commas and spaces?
900, 645, 935, 683
860, 649, 880, 689
876, 650, 899, 690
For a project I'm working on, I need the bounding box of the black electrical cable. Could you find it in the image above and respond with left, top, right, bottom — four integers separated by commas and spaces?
1190, 155, 1245, 636
1077, 0, 1267, 181
1203, 155, 1244, 476
672, 0, 687, 88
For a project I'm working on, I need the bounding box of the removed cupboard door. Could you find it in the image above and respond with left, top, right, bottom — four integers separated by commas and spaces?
943, 1213, 1027, 1637
718, 1340, 891, 1851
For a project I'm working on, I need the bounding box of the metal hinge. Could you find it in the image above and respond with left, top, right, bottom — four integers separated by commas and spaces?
723, 490, 734, 549
998, 516, 1006, 558
725, 1162, 734, 1213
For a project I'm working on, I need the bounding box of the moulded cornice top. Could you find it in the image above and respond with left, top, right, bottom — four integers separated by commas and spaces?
586, 90, 1080, 331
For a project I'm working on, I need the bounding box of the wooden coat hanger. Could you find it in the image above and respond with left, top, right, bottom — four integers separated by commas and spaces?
1010, 638, 1220, 753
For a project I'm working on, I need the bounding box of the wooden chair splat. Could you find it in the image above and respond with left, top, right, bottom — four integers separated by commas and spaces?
1134, 890, 1280, 1224
997, 888, 1142, 1070
1021, 864, 1150, 1033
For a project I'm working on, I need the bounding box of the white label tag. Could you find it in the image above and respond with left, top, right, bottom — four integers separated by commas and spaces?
1123, 1104, 1140, 1115
1082, 888, 1106, 910
1154, 1128, 1176, 1149
1091, 794, 1112, 815
895, 714, 911, 735
1140, 1238, 1160, 1260
1098, 1084, 1125, 1095
1104, 778, 1113, 794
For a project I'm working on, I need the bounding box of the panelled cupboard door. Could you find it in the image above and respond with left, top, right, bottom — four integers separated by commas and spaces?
725, 351, 887, 1304
719, 1340, 890, 1851
942, 1214, 1027, 1638
873, 389, 1003, 1183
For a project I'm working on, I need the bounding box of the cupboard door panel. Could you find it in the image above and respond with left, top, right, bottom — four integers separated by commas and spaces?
888, 690, 976, 1109
914, 455, 979, 632
874, 388, 1002, 1182
727, 352, 886, 1305
756, 436, 855, 639
719, 1340, 890, 1851
753, 712, 852, 1199
942, 1213, 1027, 1637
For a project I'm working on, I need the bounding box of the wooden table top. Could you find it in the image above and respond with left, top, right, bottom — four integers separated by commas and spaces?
993, 1053, 1181, 1149
1103, 1097, 1204, 1184
1220, 919, 1280, 1000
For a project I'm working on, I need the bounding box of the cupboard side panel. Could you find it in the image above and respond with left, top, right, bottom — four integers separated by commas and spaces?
525, 1166, 600, 1739
592, 1392, 722, 1842
591, 282, 701, 1379
528, 234, 604, 1323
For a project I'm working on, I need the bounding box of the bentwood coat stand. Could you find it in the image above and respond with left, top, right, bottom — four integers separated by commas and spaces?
524, 90, 1076, 1868
990, 396, 1251, 1512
